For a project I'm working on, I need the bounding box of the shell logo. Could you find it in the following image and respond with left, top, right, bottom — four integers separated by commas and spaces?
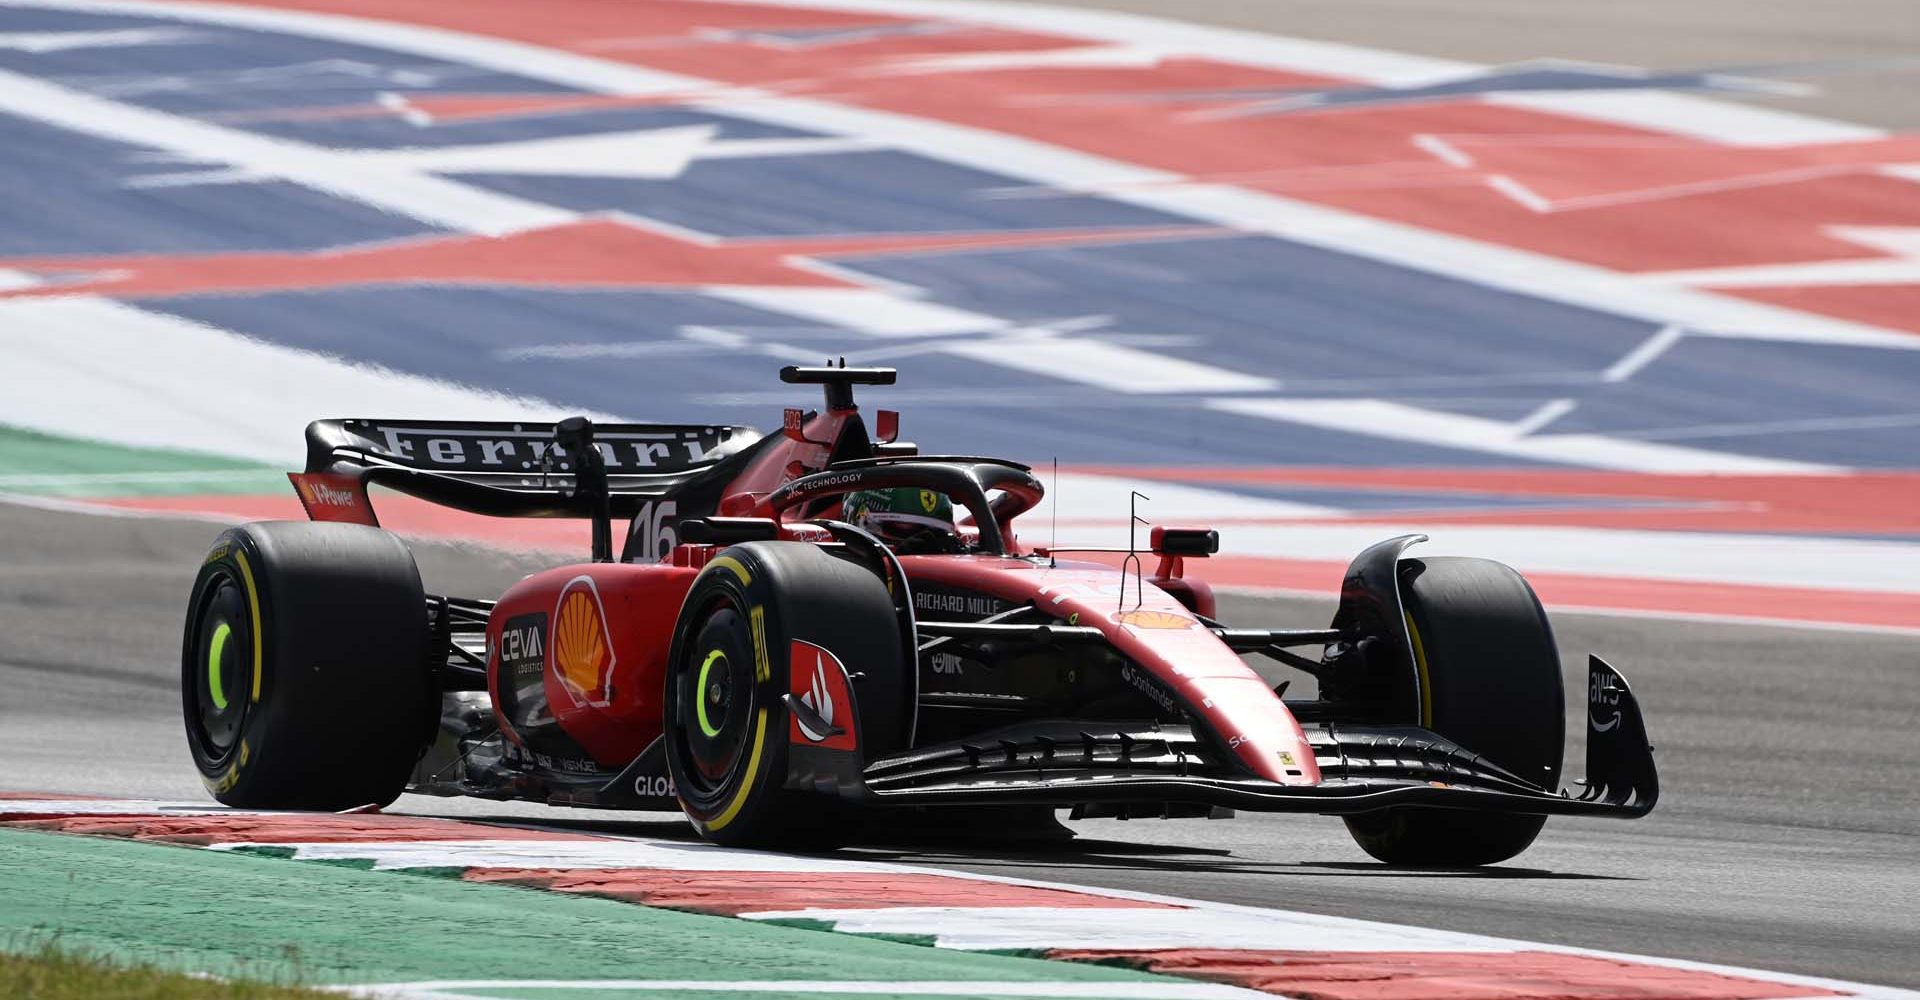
553, 576, 615, 707
1115, 609, 1195, 630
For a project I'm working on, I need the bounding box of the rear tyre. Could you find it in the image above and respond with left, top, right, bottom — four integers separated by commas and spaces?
182, 521, 432, 809
664, 541, 907, 849
1343, 556, 1565, 867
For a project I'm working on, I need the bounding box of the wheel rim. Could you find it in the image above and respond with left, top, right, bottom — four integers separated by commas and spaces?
190, 573, 252, 762
676, 600, 759, 801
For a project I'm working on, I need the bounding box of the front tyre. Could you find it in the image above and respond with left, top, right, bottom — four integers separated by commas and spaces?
664, 542, 906, 848
1344, 556, 1565, 867
182, 521, 432, 809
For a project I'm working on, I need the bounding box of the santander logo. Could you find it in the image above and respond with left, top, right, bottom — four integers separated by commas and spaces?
797, 651, 836, 743
788, 640, 855, 751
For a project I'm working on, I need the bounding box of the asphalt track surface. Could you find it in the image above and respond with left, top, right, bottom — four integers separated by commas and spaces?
5, 498, 1915, 987
1012, 0, 1920, 129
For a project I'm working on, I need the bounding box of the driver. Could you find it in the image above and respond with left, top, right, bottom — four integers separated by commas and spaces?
842, 486, 963, 554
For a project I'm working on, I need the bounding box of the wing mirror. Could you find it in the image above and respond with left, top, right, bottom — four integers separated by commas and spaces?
1151, 525, 1218, 557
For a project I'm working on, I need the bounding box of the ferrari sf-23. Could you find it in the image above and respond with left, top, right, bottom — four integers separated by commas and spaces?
181, 365, 1657, 866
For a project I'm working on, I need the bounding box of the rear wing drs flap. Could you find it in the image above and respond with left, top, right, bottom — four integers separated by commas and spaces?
293, 418, 764, 524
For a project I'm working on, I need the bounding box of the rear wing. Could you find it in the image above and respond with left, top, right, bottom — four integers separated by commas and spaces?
295, 418, 763, 522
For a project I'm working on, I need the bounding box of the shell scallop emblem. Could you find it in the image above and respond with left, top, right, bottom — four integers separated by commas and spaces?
1115, 609, 1195, 630
553, 577, 615, 707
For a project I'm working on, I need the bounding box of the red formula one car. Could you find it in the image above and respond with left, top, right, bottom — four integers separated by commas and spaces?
182, 366, 1657, 865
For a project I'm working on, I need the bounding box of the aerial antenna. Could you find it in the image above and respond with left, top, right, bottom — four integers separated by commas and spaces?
1119, 490, 1150, 610
1049, 457, 1058, 568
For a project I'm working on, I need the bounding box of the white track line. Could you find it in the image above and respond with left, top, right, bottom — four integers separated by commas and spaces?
13, 798, 1919, 997
332, 981, 1271, 999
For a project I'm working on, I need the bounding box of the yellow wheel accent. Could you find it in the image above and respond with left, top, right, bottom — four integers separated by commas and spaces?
233, 550, 264, 703
696, 649, 727, 738
206, 622, 232, 711
704, 708, 768, 832
709, 556, 752, 586
1405, 610, 1434, 727
749, 605, 770, 683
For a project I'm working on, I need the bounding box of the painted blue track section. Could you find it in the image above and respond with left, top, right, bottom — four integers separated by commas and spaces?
460, 153, 1191, 236
0, 114, 440, 255
3, 3, 1915, 471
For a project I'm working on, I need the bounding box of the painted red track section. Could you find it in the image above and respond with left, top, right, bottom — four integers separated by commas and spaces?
0, 222, 1218, 300
463, 867, 1178, 915
1198, 555, 1920, 630
1079, 468, 1920, 537
1, 812, 602, 845
1048, 949, 1846, 1000
212, 0, 1920, 333
0, 799, 1881, 1000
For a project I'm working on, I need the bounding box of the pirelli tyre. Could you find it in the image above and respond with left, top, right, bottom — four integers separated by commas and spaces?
664, 541, 908, 849
181, 521, 432, 810
1344, 556, 1566, 867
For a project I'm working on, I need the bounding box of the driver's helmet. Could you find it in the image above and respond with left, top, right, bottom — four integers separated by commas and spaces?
843, 486, 959, 553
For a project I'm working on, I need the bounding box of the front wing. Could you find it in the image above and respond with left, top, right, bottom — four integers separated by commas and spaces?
859, 656, 1657, 819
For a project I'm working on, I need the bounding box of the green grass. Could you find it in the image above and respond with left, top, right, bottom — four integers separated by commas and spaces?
0, 423, 283, 497
0, 942, 339, 1000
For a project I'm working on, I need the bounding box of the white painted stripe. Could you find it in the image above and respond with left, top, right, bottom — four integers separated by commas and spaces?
1625, 411, 1920, 443
944, 337, 1276, 394
1208, 397, 1836, 473
1602, 325, 1686, 382
1509, 397, 1577, 435
209, 838, 910, 873
689, 0, 1485, 82
707, 289, 1003, 337
1211, 582, 1920, 637
0, 470, 271, 486
1483, 174, 1553, 213
0, 798, 276, 815
333, 980, 1272, 999
1032, 472, 1342, 527
0, 66, 574, 235
711, 290, 1273, 394
869, 45, 1172, 76
348, 125, 721, 179
739, 906, 1511, 953
1487, 91, 1885, 146
0, 297, 606, 465
0, 492, 256, 525
1644, 258, 1920, 288
1207, 522, 1920, 594
1478, 600, 1920, 637
1642, 225, 1920, 288
1411, 133, 1474, 169
0, 26, 205, 51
